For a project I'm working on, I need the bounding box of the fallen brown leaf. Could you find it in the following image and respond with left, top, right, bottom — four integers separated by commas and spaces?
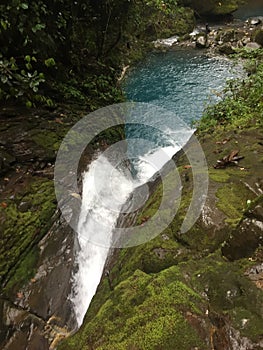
214, 149, 244, 169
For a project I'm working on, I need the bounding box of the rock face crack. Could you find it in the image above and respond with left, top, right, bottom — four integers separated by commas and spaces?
1, 296, 47, 323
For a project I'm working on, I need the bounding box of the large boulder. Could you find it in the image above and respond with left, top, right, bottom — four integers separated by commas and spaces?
254, 28, 263, 46
222, 198, 263, 261
246, 41, 261, 49
178, 0, 243, 16
218, 43, 235, 54
249, 17, 262, 26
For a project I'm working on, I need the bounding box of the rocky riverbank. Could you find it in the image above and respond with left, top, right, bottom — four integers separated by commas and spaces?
153, 16, 263, 54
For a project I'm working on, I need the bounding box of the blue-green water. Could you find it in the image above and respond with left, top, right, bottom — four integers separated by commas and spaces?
123, 49, 241, 126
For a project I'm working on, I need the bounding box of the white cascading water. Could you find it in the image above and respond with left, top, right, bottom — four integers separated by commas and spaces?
71, 130, 193, 326
71, 154, 133, 325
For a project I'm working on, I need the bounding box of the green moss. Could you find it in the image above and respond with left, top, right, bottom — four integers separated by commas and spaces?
229, 307, 263, 341
59, 267, 207, 350
212, 1, 239, 15
180, 0, 244, 16
209, 169, 230, 183
136, 183, 163, 226
4, 247, 38, 293
182, 252, 263, 342
32, 131, 60, 150
137, 166, 190, 227
0, 178, 56, 291
113, 232, 188, 280
216, 183, 253, 222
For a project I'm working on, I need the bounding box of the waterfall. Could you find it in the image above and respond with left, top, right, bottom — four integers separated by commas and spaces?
70, 132, 192, 326
69, 49, 241, 327
71, 155, 133, 325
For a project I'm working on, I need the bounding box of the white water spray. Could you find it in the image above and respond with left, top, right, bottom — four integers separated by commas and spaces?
71, 155, 134, 325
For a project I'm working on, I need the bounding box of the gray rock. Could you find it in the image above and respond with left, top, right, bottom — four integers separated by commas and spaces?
250, 17, 262, 26
254, 28, 263, 46
0, 219, 77, 350
196, 36, 207, 48
222, 200, 263, 261
242, 36, 251, 45
245, 42, 261, 49
218, 43, 235, 55
0, 149, 16, 173
18, 201, 32, 212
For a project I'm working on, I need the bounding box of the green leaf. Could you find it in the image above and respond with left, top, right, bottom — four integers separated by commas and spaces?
1, 75, 8, 84
44, 58, 56, 67
25, 55, 31, 63
0, 20, 7, 30
32, 23, 45, 33
25, 63, 32, 70
26, 100, 32, 108
46, 98, 54, 107
23, 37, 28, 46
21, 3, 29, 10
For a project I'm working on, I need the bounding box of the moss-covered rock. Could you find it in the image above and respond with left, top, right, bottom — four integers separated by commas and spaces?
182, 252, 263, 343
0, 177, 56, 293
254, 28, 263, 46
222, 196, 263, 260
58, 125, 263, 349
59, 267, 210, 350
179, 0, 245, 17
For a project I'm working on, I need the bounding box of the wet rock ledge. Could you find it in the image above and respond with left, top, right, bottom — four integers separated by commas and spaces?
0, 107, 86, 350
0, 105, 126, 350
